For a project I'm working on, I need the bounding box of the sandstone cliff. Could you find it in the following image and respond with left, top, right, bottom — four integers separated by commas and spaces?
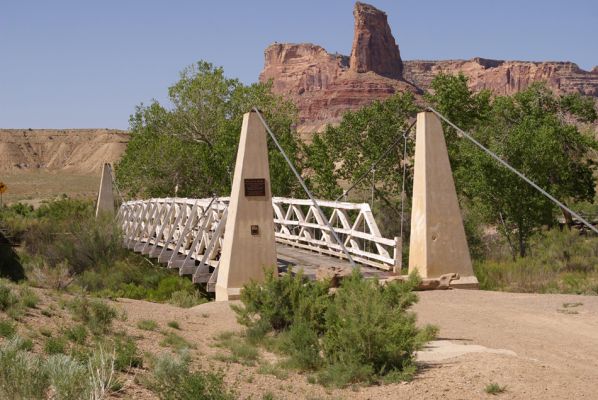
261, 42, 417, 136
260, 2, 417, 137
349, 2, 402, 78
0, 129, 129, 174
260, 2, 598, 135
403, 58, 598, 97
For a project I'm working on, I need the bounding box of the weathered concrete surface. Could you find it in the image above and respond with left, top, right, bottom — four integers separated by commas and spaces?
408, 112, 478, 287
215, 111, 277, 301
95, 163, 114, 217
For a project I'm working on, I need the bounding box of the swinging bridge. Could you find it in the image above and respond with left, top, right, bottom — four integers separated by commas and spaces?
99, 109, 597, 301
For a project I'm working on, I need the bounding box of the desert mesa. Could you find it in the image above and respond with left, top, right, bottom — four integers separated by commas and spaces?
260, 2, 598, 136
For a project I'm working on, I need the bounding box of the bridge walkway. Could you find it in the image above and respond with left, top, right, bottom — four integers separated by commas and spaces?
276, 243, 395, 280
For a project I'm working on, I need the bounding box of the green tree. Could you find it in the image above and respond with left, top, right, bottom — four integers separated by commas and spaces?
424, 73, 492, 174
427, 75, 597, 257
305, 93, 418, 235
116, 61, 301, 198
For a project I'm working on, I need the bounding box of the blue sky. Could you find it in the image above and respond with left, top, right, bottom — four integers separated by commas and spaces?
1, 0, 596, 129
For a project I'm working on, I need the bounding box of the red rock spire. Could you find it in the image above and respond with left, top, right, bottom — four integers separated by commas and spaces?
349, 2, 403, 78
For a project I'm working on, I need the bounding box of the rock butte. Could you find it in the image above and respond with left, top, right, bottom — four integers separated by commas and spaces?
260, 2, 598, 137
0, 129, 128, 173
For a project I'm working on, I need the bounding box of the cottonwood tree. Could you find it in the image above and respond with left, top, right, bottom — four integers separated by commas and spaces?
304, 93, 418, 237
116, 61, 301, 199
427, 75, 597, 257
305, 93, 418, 203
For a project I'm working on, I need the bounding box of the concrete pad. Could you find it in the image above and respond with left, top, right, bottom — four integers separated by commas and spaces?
417, 340, 517, 363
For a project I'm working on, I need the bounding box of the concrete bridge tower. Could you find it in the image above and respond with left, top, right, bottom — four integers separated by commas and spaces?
215, 111, 278, 301
408, 112, 478, 288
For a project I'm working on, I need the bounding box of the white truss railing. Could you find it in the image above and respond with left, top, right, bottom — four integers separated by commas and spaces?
272, 197, 400, 271
117, 196, 400, 285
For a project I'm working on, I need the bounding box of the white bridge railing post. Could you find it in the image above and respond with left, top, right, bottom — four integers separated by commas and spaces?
118, 195, 400, 286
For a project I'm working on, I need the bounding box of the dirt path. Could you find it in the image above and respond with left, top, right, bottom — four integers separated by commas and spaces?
114, 290, 598, 399
412, 290, 598, 399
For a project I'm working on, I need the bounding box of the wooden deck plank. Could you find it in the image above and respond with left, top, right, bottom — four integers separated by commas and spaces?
276, 243, 393, 280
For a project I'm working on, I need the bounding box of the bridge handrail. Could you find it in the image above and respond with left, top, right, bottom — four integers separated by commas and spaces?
117, 197, 400, 271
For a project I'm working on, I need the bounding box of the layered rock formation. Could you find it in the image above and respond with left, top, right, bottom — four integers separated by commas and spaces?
403, 58, 598, 97
260, 3, 417, 137
261, 41, 417, 137
0, 129, 129, 173
260, 2, 598, 135
349, 2, 402, 78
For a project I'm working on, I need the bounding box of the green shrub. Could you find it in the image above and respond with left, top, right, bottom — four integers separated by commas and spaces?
213, 331, 260, 365
23, 202, 123, 275
147, 351, 235, 400
40, 327, 52, 337
67, 296, 117, 334
0, 282, 17, 311
320, 272, 434, 386
281, 320, 321, 370
257, 362, 289, 380
167, 320, 180, 330
75, 257, 206, 305
25, 259, 73, 291
46, 354, 89, 400
112, 334, 143, 370
19, 286, 39, 308
44, 335, 68, 355
485, 382, 507, 395
151, 276, 196, 302
232, 269, 436, 387
316, 360, 374, 387
0, 336, 49, 399
18, 337, 33, 352
137, 319, 159, 331
168, 289, 208, 308
475, 229, 598, 294
232, 269, 330, 334
64, 324, 88, 344
160, 332, 193, 351
0, 319, 16, 338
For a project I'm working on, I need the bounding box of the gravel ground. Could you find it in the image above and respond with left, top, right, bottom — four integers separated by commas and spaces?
112, 289, 598, 399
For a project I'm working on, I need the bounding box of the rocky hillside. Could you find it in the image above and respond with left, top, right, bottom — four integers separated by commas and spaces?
260, 2, 598, 135
0, 129, 128, 174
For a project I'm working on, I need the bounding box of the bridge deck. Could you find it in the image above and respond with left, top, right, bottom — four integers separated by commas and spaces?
276, 244, 394, 280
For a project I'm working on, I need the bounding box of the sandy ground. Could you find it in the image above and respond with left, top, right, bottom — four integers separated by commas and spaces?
0, 171, 100, 204
109, 289, 598, 399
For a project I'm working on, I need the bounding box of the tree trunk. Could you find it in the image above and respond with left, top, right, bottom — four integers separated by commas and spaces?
517, 222, 527, 258
561, 206, 574, 230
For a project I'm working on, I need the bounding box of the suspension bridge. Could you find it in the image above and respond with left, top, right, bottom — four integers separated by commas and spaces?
99, 109, 598, 301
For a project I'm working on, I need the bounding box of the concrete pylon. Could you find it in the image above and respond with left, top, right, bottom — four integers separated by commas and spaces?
408, 112, 478, 288
95, 163, 115, 218
215, 111, 277, 301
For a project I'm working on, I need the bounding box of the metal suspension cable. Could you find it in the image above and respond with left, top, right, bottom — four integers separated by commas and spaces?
427, 106, 598, 235
111, 173, 125, 204
108, 165, 128, 223
335, 119, 417, 202
253, 108, 356, 268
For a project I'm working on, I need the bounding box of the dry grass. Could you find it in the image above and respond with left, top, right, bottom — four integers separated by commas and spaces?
1, 171, 99, 205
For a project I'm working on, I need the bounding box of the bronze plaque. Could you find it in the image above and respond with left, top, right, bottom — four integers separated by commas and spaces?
244, 178, 266, 196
